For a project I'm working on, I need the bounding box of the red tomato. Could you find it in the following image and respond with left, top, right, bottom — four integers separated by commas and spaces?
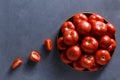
11, 58, 23, 69
73, 61, 85, 71
63, 30, 79, 45
73, 13, 88, 26
66, 46, 81, 61
88, 63, 100, 71
80, 55, 95, 68
108, 39, 116, 52
81, 36, 98, 54
76, 20, 91, 36
106, 23, 116, 37
57, 37, 67, 50
99, 35, 111, 49
88, 14, 104, 24
60, 52, 72, 64
29, 51, 41, 62
95, 50, 111, 65
92, 21, 107, 36
44, 39, 53, 51
61, 21, 75, 33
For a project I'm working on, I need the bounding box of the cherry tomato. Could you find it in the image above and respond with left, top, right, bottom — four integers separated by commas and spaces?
61, 21, 75, 33
106, 23, 116, 37
29, 51, 41, 62
73, 13, 88, 26
88, 14, 104, 24
80, 55, 95, 68
92, 21, 107, 36
73, 61, 85, 71
88, 63, 100, 71
95, 50, 111, 65
76, 20, 91, 36
57, 37, 67, 50
60, 52, 72, 64
44, 39, 53, 51
11, 58, 23, 69
108, 39, 116, 52
63, 30, 79, 45
66, 46, 81, 61
99, 35, 111, 49
81, 36, 98, 54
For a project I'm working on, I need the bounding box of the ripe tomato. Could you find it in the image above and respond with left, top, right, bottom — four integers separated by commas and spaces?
88, 14, 104, 24
95, 50, 111, 65
80, 55, 95, 68
11, 58, 23, 69
88, 63, 100, 71
99, 35, 111, 49
63, 30, 79, 45
44, 39, 53, 51
61, 21, 75, 33
81, 36, 98, 54
57, 37, 67, 50
73, 61, 85, 71
73, 13, 88, 26
66, 46, 81, 61
108, 39, 116, 52
106, 23, 116, 37
60, 52, 72, 64
92, 21, 107, 36
29, 51, 41, 62
76, 20, 91, 36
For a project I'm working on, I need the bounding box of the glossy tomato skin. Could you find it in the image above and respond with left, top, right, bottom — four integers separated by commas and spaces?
76, 20, 91, 36
44, 39, 53, 51
63, 30, 79, 45
81, 36, 98, 54
57, 37, 67, 50
73, 13, 88, 26
80, 55, 95, 68
106, 23, 116, 37
92, 21, 107, 36
88, 63, 100, 71
108, 39, 116, 52
66, 46, 81, 61
61, 21, 75, 33
30, 51, 41, 62
99, 35, 111, 49
11, 58, 23, 69
60, 51, 72, 64
95, 50, 111, 65
88, 14, 104, 24
73, 61, 85, 71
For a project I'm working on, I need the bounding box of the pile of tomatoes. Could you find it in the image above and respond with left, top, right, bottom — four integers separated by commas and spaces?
57, 12, 116, 71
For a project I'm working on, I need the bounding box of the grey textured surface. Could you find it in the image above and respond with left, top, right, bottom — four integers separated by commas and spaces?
0, 0, 120, 80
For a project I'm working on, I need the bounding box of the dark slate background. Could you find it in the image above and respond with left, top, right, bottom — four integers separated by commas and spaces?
0, 0, 120, 80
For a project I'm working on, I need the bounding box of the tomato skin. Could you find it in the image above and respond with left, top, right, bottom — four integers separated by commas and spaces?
76, 20, 91, 36
61, 21, 75, 33
88, 14, 104, 24
73, 13, 88, 26
63, 30, 79, 45
60, 52, 72, 64
80, 55, 95, 68
95, 50, 111, 65
73, 61, 85, 71
57, 37, 67, 50
92, 21, 107, 36
11, 58, 23, 69
66, 46, 81, 61
99, 35, 111, 49
108, 39, 116, 52
29, 51, 41, 62
44, 39, 53, 51
88, 63, 100, 71
81, 36, 98, 54
106, 23, 116, 37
